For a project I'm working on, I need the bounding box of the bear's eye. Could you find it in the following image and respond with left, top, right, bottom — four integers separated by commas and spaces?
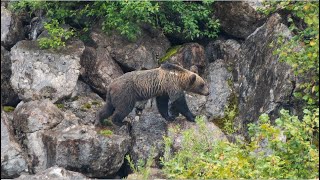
199, 84, 204, 88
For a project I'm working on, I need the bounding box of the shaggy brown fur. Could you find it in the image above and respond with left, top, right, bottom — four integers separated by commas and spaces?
96, 63, 209, 127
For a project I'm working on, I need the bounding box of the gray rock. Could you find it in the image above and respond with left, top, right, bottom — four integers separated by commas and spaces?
43, 125, 131, 178
1, 110, 28, 178
1, 6, 25, 48
130, 110, 167, 165
15, 166, 90, 180
28, 17, 47, 40
70, 80, 95, 98
167, 118, 228, 152
234, 14, 295, 136
80, 46, 123, 94
167, 43, 208, 73
10, 40, 85, 103
12, 100, 65, 173
183, 93, 207, 116
61, 91, 105, 125
213, 1, 265, 39
205, 59, 233, 120
1, 46, 19, 105
90, 28, 170, 70
205, 39, 241, 64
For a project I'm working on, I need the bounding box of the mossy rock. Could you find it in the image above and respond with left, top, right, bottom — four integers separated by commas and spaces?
99, 129, 113, 136
3, 106, 15, 112
82, 103, 92, 109
55, 103, 65, 109
101, 119, 113, 127
159, 45, 182, 63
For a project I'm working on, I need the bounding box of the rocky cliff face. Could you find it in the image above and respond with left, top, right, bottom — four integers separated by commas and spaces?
1, 2, 298, 179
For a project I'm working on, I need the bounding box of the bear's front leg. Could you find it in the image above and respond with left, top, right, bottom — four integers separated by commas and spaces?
156, 95, 175, 121
171, 94, 195, 122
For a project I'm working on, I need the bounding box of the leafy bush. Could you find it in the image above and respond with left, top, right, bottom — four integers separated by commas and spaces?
9, 1, 219, 42
260, 1, 319, 108
161, 114, 319, 179
126, 147, 156, 180
38, 20, 74, 49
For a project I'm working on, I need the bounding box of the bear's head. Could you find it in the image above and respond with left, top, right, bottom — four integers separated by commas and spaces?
160, 62, 209, 96
187, 73, 210, 96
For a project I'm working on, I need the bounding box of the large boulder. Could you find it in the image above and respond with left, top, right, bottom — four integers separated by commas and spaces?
1, 6, 25, 48
205, 59, 233, 120
130, 110, 167, 165
1, 46, 19, 106
90, 28, 170, 70
1, 110, 28, 178
10, 40, 85, 103
167, 118, 228, 152
165, 43, 208, 73
80, 46, 123, 95
12, 100, 65, 173
43, 125, 131, 178
234, 14, 295, 137
16, 166, 90, 180
213, 1, 264, 39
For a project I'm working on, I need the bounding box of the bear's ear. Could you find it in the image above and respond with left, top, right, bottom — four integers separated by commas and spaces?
189, 74, 196, 85
190, 65, 199, 74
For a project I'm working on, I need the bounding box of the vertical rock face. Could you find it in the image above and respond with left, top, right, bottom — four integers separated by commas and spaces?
1, 110, 28, 179
43, 125, 131, 178
205, 39, 241, 64
1, 46, 19, 106
80, 46, 123, 95
1, 6, 25, 49
10, 40, 85, 103
234, 14, 295, 136
12, 100, 65, 173
205, 59, 233, 120
90, 28, 170, 70
213, 1, 264, 39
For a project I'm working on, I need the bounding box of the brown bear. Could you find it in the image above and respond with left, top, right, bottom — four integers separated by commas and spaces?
96, 62, 209, 127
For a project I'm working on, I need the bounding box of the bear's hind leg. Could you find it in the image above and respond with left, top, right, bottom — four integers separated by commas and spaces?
96, 102, 115, 126
111, 103, 135, 127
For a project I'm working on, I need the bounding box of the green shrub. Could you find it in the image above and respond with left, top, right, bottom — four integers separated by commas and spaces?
161, 113, 319, 179
10, 1, 219, 42
126, 147, 156, 180
38, 20, 74, 49
260, 1, 319, 108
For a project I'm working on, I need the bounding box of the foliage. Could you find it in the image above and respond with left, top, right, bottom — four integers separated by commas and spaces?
9, 1, 219, 42
126, 147, 155, 180
99, 129, 113, 136
260, 1, 319, 108
38, 20, 75, 49
54, 103, 64, 109
214, 92, 238, 134
161, 114, 319, 179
